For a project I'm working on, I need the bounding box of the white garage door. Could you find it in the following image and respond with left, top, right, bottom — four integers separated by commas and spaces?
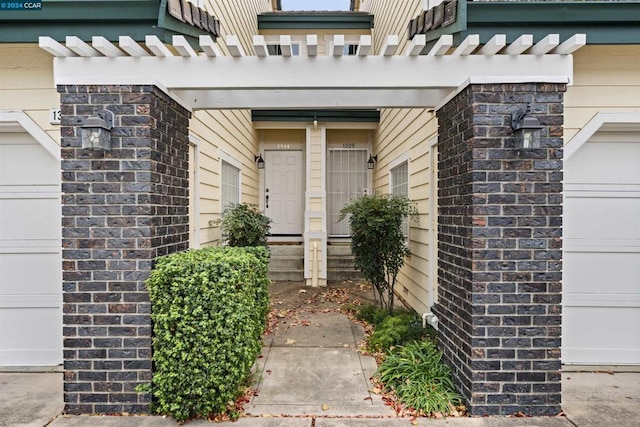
563, 130, 640, 365
0, 132, 62, 366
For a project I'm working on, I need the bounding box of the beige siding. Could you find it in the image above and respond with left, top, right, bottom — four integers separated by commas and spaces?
0, 44, 60, 144
565, 44, 640, 143
193, 0, 272, 246
359, 0, 437, 314
360, 0, 422, 54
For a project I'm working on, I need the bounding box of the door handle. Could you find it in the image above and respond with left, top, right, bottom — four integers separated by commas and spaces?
265, 194, 269, 208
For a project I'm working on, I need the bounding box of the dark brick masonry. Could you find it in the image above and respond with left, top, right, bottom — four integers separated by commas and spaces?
58, 85, 190, 414
434, 83, 566, 416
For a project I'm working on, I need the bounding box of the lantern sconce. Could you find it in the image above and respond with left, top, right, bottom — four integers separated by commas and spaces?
255, 153, 265, 169
367, 154, 377, 170
81, 110, 114, 151
511, 105, 543, 150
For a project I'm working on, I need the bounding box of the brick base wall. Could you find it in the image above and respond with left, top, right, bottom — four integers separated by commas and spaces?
59, 85, 190, 414
434, 83, 566, 416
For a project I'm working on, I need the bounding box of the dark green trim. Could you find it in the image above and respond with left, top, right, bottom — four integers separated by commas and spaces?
0, 0, 215, 44
252, 110, 380, 123
258, 12, 373, 30
422, 0, 640, 47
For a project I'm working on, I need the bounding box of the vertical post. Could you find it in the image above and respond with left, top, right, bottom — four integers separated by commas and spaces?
434, 83, 565, 416
59, 85, 190, 414
304, 125, 327, 286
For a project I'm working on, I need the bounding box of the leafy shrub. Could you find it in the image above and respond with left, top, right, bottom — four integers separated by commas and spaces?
339, 194, 417, 315
356, 304, 389, 326
368, 310, 433, 352
211, 203, 272, 247
142, 246, 270, 421
375, 341, 462, 416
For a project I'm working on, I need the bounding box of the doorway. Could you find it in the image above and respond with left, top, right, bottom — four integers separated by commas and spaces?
265, 150, 304, 235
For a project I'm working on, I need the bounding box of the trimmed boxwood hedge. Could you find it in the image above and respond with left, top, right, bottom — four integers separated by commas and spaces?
142, 246, 270, 421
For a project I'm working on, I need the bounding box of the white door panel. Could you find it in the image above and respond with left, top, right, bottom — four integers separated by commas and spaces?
265, 151, 303, 235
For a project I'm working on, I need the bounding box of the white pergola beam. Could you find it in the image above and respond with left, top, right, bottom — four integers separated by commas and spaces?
504, 34, 533, 55
280, 35, 293, 57
174, 88, 453, 109
529, 34, 560, 55
306, 35, 318, 57
552, 34, 587, 55
172, 35, 197, 57
66, 36, 101, 57
427, 34, 453, 56
478, 34, 506, 56
356, 35, 372, 56
226, 35, 245, 57
452, 34, 480, 56
39, 36, 77, 57
404, 34, 426, 56
119, 36, 150, 57
380, 35, 398, 56
253, 35, 269, 57
92, 36, 125, 57
199, 35, 221, 57
145, 35, 174, 57
332, 35, 345, 57
52, 55, 573, 93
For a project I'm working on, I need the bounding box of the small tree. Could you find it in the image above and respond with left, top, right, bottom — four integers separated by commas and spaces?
339, 194, 417, 315
210, 203, 272, 247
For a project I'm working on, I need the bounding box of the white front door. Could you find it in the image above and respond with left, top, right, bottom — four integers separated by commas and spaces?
563, 131, 640, 365
0, 132, 62, 366
265, 150, 304, 235
328, 149, 369, 236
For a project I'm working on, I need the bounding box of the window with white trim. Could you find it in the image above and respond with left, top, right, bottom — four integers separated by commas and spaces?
390, 160, 409, 241
221, 160, 240, 209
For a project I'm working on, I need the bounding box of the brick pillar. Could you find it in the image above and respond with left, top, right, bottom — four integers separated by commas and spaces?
434, 83, 565, 416
59, 85, 190, 414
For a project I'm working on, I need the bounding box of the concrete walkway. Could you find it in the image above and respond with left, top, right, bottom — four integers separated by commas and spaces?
1, 312, 639, 426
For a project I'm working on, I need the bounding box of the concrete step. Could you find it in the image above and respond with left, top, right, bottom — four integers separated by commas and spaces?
327, 268, 362, 281
268, 269, 305, 281
268, 256, 304, 271
268, 244, 304, 257
327, 244, 353, 256
326, 256, 356, 269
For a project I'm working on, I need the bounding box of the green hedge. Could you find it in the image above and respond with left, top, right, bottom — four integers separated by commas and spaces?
143, 246, 270, 421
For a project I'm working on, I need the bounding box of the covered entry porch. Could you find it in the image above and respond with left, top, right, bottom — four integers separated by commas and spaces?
41, 32, 581, 416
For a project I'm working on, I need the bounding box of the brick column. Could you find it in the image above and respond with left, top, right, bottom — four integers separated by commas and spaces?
59, 85, 190, 414
434, 83, 565, 416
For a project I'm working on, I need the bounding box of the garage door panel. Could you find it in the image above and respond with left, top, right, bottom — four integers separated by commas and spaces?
0, 307, 62, 366
564, 252, 640, 295
0, 131, 62, 367
564, 131, 640, 366
0, 253, 61, 297
564, 195, 640, 240
0, 133, 59, 185
565, 140, 640, 184
563, 305, 640, 365
0, 197, 61, 241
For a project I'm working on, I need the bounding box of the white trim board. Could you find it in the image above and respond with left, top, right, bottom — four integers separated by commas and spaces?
0, 111, 61, 161
565, 112, 640, 160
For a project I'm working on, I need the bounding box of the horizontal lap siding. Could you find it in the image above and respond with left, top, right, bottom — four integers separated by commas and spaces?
0, 45, 60, 144
565, 45, 640, 143
360, 0, 437, 314
193, 0, 272, 246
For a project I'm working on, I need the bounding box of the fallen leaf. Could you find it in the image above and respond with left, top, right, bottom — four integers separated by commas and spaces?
285, 338, 296, 345
298, 289, 307, 294
322, 404, 330, 411
363, 396, 372, 401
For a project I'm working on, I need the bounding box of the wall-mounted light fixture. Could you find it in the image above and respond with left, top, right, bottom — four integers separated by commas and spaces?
511, 106, 543, 150
367, 154, 377, 170
313, 115, 318, 130
255, 154, 265, 169
81, 110, 114, 151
